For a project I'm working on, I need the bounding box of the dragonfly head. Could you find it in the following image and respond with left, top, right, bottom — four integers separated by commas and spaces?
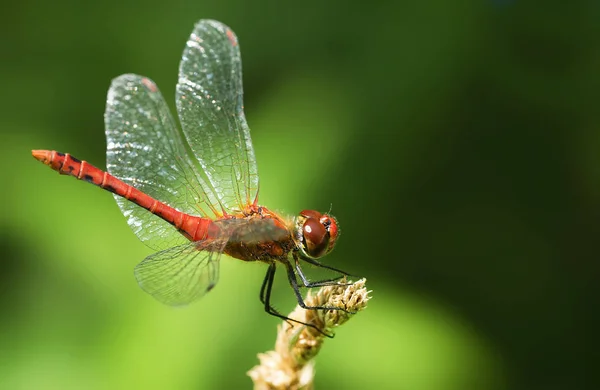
295, 209, 339, 259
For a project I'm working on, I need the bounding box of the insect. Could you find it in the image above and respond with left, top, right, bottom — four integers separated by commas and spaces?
32, 19, 352, 334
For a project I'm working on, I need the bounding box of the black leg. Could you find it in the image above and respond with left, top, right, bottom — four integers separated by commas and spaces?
293, 254, 350, 288
300, 255, 359, 278
260, 263, 286, 317
261, 263, 334, 337
283, 260, 357, 316
259, 265, 270, 304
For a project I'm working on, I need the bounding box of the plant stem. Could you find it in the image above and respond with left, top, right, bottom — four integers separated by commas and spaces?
248, 278, 370, 389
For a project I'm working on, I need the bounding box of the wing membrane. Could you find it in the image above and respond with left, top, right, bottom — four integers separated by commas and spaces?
134, 239, 224, 306
105, 74, 220, 251
176, 20, 259, 214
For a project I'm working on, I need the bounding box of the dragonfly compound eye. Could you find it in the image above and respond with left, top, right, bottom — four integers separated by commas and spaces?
321, 214, 339, 254
302, 217, 330, 258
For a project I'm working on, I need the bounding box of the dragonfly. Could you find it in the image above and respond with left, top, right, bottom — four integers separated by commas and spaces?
32, 19, 352, 335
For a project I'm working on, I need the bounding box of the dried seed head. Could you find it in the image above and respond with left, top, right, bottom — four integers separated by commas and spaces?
248, 278, 371, 389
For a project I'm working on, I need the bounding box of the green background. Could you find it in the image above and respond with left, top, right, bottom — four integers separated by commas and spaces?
2, 0, 598, 389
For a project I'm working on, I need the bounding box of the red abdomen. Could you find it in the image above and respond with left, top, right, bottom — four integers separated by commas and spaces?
32, 150, 213, 242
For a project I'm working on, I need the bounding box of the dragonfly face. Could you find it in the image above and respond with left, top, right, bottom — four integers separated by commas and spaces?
295, 210, 339, 259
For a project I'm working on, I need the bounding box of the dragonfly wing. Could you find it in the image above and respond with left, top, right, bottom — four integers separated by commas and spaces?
134, 239, 225, 306
105, 75, 221, 251
176, 20, 259, 215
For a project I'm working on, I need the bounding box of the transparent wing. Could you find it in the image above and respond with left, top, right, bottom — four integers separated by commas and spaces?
176, 20, 259, 214
105, 74, 221, 251
134, 238, 225, 306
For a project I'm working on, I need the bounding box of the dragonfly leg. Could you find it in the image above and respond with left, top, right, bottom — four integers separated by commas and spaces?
283, 260, 357, 316
259, 265, 270, 304
260, 263, 286, 318
293, 253, 350, 288
262, 263, 334, 337
299, 255, 359, 279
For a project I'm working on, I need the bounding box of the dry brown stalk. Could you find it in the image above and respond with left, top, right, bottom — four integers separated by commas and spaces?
248, 278, 370, 389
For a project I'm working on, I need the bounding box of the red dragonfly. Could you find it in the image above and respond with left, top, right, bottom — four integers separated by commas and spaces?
32, 20, 351, 334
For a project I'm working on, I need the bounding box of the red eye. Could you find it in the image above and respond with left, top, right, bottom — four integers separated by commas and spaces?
321, 214, 339, 253
300, 209, 323, 220
302, 217, 329, 258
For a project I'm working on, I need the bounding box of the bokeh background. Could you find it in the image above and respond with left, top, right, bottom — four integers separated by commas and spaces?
2, 0, 599, 389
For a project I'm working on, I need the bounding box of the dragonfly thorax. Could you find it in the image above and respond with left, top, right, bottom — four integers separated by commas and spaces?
294, 210, 339, 259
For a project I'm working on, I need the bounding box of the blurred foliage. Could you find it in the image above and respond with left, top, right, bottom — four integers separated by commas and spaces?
1, 0, 599, 389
